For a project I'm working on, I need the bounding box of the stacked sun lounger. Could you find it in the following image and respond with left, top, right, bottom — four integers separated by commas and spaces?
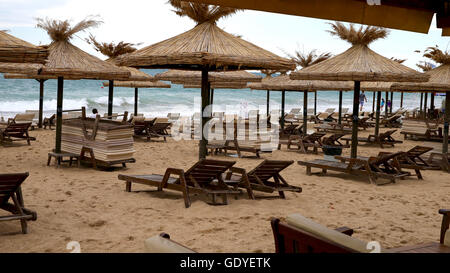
61, 117, 135, 165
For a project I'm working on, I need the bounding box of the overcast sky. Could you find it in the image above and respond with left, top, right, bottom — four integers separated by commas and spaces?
1, 0, 449, 70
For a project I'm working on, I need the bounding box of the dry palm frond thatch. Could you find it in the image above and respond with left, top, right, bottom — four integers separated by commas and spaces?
390, 57, 406, 64
0, 30, 48, 64
86, 34, 138, 59
103, 80, 170, 88
36, 17, 130, 80
168, 0, 240, 25
285, 49, 332, 69
290, 22, 428, 82
416, 61, 434, 72
423, 46, 450, 65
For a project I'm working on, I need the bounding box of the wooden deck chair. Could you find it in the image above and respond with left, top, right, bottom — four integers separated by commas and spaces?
43, 114, 56, 129
0, 173, 37, 234
322, 133, 349, 148
376, 151, 424, 179
315, 112, 332, 123
381, 114, 402, 128
298, 152, 410, 185
271, 210, 450, 253
397, 146, 440, 170
133, 117, 156, 142
223, 160, 302, 199
0, 122, 35, 145
148, 119, 171, 141
118, 159, 240, 208
325, 108, 335, 114
289, 132, 326, 154
342, 129, 402, 148
8, 113, 35, 125
144, 233, 196, 253
289, 108, 302, 115
222, 139, 262, 158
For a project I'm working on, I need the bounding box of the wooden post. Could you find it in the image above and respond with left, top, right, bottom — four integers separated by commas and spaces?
385, 91, 389, 117
375, 91, 381, 136
420, 92, 424, 113
424, 92, 428, 118
314, 91, 317, 116
400, 92, 404, 108
338, 90, 343, 125
281, 90, 285, 130
389, 92, 394, 114
199, 68, 210, 160
134, 88, 138, 116
303, 91, 308, 136
38, 79, 45, 128
443, 92, 449, 154
430, 92, 435, 111
266, 90, 270, 115
351, 81, 360, 159
108, 80, 114, 119
210, 88, 214, 113
55, 77, 64, 154
372, 91, 376, 113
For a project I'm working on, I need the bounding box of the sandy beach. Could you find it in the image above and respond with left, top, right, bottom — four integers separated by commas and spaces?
0, 127, 448, 253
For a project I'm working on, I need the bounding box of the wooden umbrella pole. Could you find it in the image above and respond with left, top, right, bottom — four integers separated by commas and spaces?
420, 92, 424, 113
303, 91, 308, 136
372, 91, 376, 113
385, 91, 388, 117
400, 92, 404, 108
430, 92, 435, 111
351, 81, 360, 159
389, 92, 394, 114
108, 80, 114, 119
338, 90, 343, 125
199, 67, 209, 160
55, 76, 64, 154
210, 88, 214, 112
375, 91, 381, 136
134, 88, 138, 116
281, 90, 285, 130
424, 92, 428, 119
443, 92, 449, 154
266, 90, 270, 115
38, 79, 46, 128
314, 91, 317, 116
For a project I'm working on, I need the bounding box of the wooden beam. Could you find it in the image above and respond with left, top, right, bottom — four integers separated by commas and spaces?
55, 77, 64, 154
134, 88, 138, 116
444, 92, 449, 154
199, 68, 210, 160
375, 91, 381, 136
108, 80, 114, 118
303, 91, 308, 136
351, 81, 360, 159
338, 91, 343, 125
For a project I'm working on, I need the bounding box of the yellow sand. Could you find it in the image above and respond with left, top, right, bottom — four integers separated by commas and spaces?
0, 128, 449, 253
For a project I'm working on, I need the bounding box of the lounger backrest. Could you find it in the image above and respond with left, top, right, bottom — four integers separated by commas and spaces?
184, 159, 236, 186
14, 113, 35, 123
306, 132, 326, 142
369, 151, 404, 167
407, 146, 433, 158
325, 108, 335, 113
4, 122, 31, 133
248, 160, 293, 184
379, 130, 397, 139
151, 122, 171, 132
155, 118, 169, 123
0, 172, 29, 205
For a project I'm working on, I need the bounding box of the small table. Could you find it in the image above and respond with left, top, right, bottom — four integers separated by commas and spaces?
47, 152, 80, 168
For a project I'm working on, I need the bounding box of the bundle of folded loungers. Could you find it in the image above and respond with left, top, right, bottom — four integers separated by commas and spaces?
61, 117, 135, 163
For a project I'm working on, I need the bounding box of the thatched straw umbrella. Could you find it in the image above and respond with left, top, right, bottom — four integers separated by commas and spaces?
35, 17, 130, 154
87, 35, 155, 117
117, 1, 294, 159
392, 47, 450, 154
291, 23, 429, 158
102, 80, 171, 116
0, 30, 48, 66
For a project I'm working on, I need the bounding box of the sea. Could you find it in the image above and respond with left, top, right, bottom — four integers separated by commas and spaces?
0, 69, 444, 119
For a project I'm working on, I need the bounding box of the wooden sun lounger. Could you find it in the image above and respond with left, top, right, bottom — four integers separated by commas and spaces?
148, 122, 171, 141
223, 160, 302, 199
271, 210, 450, 253
0, 173, 37, 234
133, 118, 157, 142
0, 122, 35, 145
43, 114, 56, 129
298, 152, 411, 185
288, 132, 326, 154
208, 139, 262, 158
321, 133, 350, 148
342, 129, 402, 148
381, 114, 402, 128
394, 146, 441, 170
118, 159, 241, 208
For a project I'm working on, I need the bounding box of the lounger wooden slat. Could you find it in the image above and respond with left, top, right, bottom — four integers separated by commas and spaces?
342, 130, 402, 148
0, 122, 35, 145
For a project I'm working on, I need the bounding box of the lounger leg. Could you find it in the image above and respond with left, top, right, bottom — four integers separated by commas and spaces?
125, 181, 132, 192
415, 169, 423, 180
122, 163, 126, 168
11, 193, 27, 234
306, 166, 312, 176
47, 154, 52, 166
211, 194, 217, 204
222, 194, 228, 205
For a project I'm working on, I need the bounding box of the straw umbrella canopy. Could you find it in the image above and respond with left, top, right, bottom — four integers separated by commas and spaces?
155, 69, 261, 83
35, 17, 131, 154
87, 35, 156, 117
392, 47, 450, 154
117, 1, 294, 159
290, 23, 429, 158
0, 30, 48, 66
187, 0, 450, 36
102, 80, 171, 116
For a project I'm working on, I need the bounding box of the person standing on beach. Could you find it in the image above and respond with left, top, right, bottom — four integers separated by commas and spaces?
359, 91, 367, 111
381, 98, 385, 111
89, 108, 98, 118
